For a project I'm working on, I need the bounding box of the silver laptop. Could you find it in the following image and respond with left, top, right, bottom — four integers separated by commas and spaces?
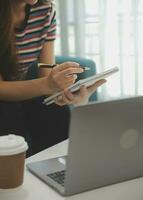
27, 96, 143, 196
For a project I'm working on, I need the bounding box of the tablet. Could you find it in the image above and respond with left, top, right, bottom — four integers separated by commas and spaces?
43, 67, 119, 105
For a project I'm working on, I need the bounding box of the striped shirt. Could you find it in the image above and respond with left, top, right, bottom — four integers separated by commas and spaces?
15, 2, 56, 80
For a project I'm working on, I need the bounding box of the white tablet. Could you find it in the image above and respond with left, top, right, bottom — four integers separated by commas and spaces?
43, 67, 119, 105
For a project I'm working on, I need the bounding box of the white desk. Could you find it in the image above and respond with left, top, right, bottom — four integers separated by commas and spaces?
1, 140, 143, 200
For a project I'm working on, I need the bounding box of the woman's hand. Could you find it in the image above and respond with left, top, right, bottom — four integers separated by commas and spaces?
46, 62, 83, 94
54, 79, 107, 106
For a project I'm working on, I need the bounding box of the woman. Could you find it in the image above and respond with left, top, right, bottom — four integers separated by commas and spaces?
0, 0, 106, 156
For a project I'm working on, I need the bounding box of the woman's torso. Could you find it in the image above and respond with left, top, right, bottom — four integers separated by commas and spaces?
15, 2, 56, 80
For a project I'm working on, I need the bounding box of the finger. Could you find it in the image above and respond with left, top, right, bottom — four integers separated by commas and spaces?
60, 75, 77, 88
62, 93, 73, 104
79, 85, 87, 95
57, 95, 63, 101
55, 101, 66, 106
54, 96, 66, 106
54, 62, 80, 72
55, 93, 73, 106
52, 75, 77, 91
64, 74, 78, 81
88, 79, 107, 93
64, 89, 74, 101
96, 79, 107, 85
59, 67, 83, 76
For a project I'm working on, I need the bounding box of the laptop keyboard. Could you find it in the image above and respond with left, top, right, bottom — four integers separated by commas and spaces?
47, 170, 66, 186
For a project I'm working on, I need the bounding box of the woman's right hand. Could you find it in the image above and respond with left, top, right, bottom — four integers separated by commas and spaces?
45, 62, 83, 94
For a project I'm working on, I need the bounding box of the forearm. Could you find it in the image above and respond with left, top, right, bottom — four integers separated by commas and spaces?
38, 67, 52, 78
0, 78, 49, 101
38, 40, 55, 78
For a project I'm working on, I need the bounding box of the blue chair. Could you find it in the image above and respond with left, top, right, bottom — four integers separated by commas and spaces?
27, 56, 98, 101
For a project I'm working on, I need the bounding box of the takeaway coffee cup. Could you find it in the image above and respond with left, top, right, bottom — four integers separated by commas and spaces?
0, 134, 28, 189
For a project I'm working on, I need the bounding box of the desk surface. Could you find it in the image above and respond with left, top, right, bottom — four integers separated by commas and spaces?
1, 140, 143, 200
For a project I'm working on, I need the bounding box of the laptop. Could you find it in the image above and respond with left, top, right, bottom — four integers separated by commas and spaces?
27, 96, 143, 196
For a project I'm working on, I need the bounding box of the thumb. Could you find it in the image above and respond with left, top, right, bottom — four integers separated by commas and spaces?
88, 79, 107, 94
79, 85, 88, 95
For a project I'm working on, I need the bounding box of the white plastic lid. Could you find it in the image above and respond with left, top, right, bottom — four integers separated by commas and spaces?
0, 135, 28, 156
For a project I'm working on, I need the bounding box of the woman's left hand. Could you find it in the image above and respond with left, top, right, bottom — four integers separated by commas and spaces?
54, 79, 107, 106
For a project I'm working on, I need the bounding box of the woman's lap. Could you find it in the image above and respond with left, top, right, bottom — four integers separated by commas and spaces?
0, 101, 27, 135
0, 101, 32, 156
0, 98, 70, 156
22, 97, 70, 154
